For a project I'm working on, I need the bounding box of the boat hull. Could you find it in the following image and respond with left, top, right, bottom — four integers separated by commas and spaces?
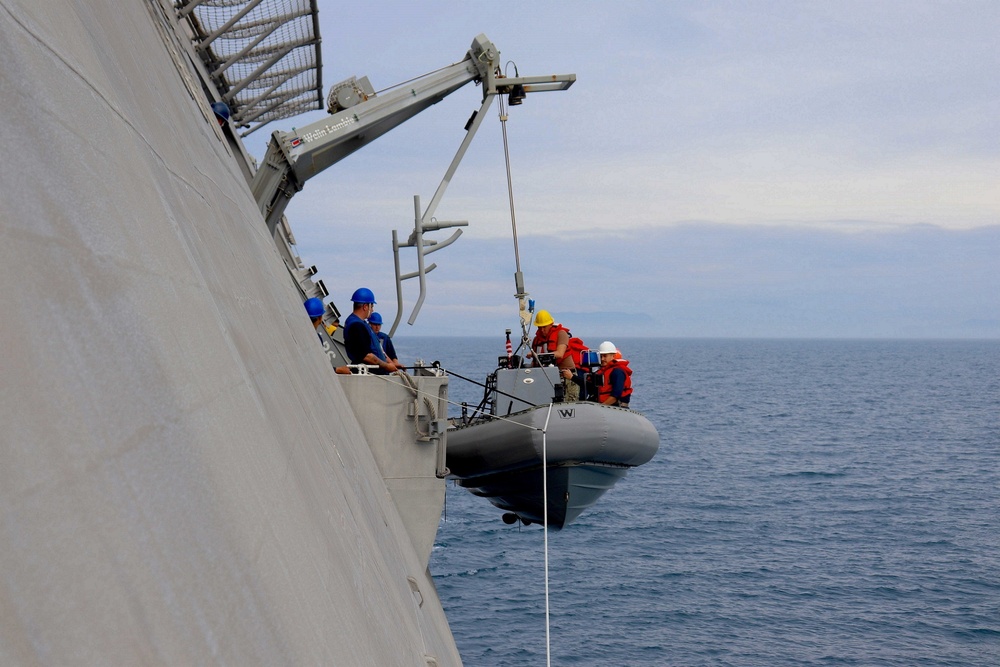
456, 462, 630, 529
447, 401, 660, 527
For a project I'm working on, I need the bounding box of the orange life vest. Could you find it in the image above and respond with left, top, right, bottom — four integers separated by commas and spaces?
532, 324, 578, 369
597, 359, 633, 404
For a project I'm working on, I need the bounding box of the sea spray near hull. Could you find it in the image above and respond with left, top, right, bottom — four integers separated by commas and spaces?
0, 1, 459, 663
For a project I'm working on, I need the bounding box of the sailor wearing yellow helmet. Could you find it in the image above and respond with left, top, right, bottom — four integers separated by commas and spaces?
529, 309, 579, 402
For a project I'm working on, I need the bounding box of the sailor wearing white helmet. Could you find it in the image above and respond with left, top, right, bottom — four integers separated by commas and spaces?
595, 341, 632, 408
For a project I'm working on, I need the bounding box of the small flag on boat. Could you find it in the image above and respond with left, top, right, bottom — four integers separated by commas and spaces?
505, 330, 513, 361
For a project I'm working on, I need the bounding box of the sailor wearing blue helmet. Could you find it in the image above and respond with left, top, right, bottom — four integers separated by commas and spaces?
304, 296, 324, 318
303, 297, 325, 339
367, 311, 403, 370
211, 101, 230, 126
343, 288, 400, 373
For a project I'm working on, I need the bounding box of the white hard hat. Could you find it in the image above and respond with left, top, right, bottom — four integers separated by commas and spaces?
598, 341, 617, 355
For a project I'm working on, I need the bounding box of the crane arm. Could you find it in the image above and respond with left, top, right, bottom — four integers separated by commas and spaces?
251, 34, 501, 235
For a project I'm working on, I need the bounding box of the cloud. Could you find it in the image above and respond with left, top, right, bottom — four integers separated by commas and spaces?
247, 1, 1000, 340
266, 1, 999, 242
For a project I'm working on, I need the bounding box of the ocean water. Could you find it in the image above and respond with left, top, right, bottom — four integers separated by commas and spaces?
393, 337, 1000, 666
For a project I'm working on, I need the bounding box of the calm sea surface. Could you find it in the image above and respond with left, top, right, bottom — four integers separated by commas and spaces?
393, 337, 1000, 666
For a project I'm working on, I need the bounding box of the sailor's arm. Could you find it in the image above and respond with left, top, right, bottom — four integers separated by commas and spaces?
553, 331, 572, 377
363, 352, 399, 372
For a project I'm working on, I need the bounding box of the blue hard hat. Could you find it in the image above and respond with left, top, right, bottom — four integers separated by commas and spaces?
350, 287, 376, 304
368, 311, 383, 325
304, 297, 325, 318
211, 101, 230, 122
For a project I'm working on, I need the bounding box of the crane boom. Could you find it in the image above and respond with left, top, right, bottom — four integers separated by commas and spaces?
250, 34, 574, 236
251, 34, 494, 234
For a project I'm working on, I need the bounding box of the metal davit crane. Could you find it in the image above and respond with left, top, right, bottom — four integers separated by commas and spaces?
250, 33, 574, 236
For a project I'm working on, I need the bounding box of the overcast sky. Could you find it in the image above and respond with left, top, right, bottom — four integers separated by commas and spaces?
247, 1, 999, 340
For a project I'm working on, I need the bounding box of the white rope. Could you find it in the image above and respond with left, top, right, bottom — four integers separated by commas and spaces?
395, 370, 437, 439
541, 403, 554, 667
371, 370, 556, 662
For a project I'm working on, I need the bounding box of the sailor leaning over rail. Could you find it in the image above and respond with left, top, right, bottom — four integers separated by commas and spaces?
527, 309, 580, 402
367, 311, 405, 371
343, 288, 403, 374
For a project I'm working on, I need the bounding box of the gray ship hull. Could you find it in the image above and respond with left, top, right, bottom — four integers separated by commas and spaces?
1, 1, 460, 663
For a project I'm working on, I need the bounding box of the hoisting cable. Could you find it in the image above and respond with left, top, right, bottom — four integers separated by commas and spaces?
498, 93, 522, 283
497, 90, 533, 349
499, 78, 554, 666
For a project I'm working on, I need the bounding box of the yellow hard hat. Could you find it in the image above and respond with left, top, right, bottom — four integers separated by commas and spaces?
534, 310, 554, 327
